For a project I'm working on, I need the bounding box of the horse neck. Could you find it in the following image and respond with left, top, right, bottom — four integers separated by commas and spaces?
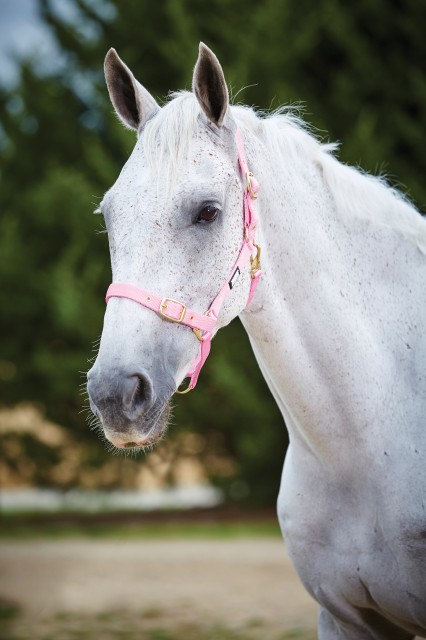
238, 122, 425, 462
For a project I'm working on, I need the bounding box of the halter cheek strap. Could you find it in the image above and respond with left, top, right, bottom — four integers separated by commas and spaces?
105, 128, 261, 393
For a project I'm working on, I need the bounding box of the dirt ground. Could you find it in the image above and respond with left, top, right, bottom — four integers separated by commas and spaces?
0, 538, 317, 637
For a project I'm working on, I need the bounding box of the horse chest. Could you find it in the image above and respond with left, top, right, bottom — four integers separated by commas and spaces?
278, 444, 426, 632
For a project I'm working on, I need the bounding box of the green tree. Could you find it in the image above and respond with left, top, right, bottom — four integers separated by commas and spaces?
1, 0, 424, 504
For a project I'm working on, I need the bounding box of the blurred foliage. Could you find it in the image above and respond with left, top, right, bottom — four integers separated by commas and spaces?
1, 0, 425, 504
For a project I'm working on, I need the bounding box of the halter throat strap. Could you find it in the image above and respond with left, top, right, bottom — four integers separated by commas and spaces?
105, 128, 261, 393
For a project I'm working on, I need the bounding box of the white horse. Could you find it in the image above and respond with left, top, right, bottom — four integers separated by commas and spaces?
87, 43, 426, 639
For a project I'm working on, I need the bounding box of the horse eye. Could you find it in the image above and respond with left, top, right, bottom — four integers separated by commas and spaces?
196, 205, 219, 223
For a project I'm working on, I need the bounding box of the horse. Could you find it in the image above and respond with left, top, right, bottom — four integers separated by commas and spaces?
87, 43, 426, 639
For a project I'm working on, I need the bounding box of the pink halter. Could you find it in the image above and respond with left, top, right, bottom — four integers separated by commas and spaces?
105, 128, 261, 394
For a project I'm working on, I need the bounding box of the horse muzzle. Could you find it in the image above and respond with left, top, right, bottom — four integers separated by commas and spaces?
87, 364, 172, 448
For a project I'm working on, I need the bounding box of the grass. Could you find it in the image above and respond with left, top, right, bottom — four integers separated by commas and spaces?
0, 605, 315, 640
0, 519, 282, 540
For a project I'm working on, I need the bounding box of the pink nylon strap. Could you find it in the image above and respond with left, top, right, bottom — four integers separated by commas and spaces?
105, 283, 216, 333
235, 129, 262, 303
105, 128, 261, 392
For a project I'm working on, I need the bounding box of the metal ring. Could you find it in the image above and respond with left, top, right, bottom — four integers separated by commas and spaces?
176, 380, 193, 395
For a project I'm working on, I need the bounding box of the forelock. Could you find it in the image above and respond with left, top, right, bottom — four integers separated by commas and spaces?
142, 91, 202, 180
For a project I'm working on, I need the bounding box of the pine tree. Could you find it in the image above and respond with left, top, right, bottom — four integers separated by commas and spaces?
1, 0, 424, 503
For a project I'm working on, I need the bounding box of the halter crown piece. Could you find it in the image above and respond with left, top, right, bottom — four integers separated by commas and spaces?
105, 128, 261, 394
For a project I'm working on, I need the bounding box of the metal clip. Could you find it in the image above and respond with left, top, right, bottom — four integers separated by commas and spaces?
193, 328, 204, 342
250, 242, 261, 278
246, 172, 258, 199
192, 311, 212, 342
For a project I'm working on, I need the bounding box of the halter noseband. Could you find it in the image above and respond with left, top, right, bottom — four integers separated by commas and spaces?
105, 128, 261, 394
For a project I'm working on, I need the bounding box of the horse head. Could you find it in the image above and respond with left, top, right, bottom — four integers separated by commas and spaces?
87, 44, 258, 449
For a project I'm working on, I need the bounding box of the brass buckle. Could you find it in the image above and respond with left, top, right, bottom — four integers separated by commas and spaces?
246, 171, 258, 200
250, 242, 261, 278
160, 298, 186, 323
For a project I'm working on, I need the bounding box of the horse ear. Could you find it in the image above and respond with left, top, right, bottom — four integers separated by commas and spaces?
192, 42, 229, 127
104, 48, 159, 131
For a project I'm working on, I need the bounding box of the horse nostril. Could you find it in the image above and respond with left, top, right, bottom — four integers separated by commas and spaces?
122, 373, 154, 417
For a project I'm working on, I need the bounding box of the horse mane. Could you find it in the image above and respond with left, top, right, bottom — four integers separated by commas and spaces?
142, 91, 426, 254
143, 91, 200, 180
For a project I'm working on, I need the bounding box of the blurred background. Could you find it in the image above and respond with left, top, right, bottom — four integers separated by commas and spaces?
1, 0, 425, 508
0, 0, 426, 506
1, 0, 291, 509
0, 1, 425, 638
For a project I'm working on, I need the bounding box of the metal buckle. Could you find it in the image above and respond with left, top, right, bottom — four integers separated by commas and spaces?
250, 242, 261, 278
159, 298, 186, 323
246, 171, 258, 200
